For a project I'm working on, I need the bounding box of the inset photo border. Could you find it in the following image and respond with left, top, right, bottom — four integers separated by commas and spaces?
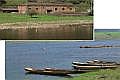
0, 0, 93, 40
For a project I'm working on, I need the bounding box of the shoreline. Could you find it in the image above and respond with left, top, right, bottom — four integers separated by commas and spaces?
95, 31, 120, 40
66, 68, 120, 80
0, 21, 93, 29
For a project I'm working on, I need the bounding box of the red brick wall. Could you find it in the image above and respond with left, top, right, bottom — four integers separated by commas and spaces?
18, 5, 75, 14
18, 5, 27, 14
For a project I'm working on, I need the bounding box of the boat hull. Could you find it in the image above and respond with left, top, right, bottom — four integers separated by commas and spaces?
24, 67, 91, 76
73, 65, 117, 70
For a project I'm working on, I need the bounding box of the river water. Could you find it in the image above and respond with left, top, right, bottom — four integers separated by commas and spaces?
0, 23, 93, 40
6, 40, 120, 80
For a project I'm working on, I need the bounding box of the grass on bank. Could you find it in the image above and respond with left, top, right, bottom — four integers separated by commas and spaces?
66, 68, 120, 80
95, 32, 120, 40
0, 13, 93, 24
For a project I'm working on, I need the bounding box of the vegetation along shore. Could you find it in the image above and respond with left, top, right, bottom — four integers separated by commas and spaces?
95, 31, 120, 40
65, 68, 120, 80
0, 13, 93, 29
0, 13, 92, 24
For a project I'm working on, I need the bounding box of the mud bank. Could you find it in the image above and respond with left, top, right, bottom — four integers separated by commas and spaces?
0, 22, 93, 40
0, 21, 92, 29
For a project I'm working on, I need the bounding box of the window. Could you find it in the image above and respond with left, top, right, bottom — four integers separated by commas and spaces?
28, 0, 37, 2
36, 8, 38, 10
70, 8, 72, 10
47, 10, 52, 13
55, 8, 57, 11
28, 8, 31, 10
62, 8, 65, 10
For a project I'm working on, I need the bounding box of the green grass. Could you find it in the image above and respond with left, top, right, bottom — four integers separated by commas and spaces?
66, 68, 120, 80
4, 0, 27, 5
95, 32, 120, 40
0, 13, 93, 24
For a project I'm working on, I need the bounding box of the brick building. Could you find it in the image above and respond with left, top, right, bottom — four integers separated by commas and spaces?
18, 3, 75, 14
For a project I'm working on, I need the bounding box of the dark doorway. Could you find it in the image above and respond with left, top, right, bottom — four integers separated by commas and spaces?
47, 10, 52, 13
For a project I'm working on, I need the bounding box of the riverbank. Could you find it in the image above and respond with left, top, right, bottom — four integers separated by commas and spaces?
0, 13, 93, 39
0, 21, 92, 29
0, 22, 93, 40
0, 13, 93, 29
95, 32, 120, 40
0, 13, 93, 24
66, 68, 120, 80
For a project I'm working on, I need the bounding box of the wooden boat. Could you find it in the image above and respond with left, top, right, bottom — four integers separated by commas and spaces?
80, 45, 120, 48
72, 60, 118, 66
24, 67, 91, 76
80, 45, 113, 48
72, 60, 118, 70
73, 64, 117, 70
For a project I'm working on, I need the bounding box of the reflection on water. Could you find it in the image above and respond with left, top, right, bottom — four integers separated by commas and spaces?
6, 40, 120, 80
0, 24, 93, 40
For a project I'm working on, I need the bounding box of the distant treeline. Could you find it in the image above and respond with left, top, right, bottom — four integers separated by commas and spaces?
0, 0, 6, 5
30, 0, 91, 5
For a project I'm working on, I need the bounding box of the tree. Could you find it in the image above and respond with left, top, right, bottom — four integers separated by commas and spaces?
89, 0, 93, 16
0, 0, 6, 5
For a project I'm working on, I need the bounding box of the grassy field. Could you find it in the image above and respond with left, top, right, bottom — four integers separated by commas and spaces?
0, 13, 93, 24
66, 68, 120, 80
95, 32, 120, 40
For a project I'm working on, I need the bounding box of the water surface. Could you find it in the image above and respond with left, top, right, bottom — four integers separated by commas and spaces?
95, 29, 120, 32
0, 24, 93, 40
6, 40, 120, 80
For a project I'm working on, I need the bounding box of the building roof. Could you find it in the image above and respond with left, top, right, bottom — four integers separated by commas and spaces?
19, 3, 74, 7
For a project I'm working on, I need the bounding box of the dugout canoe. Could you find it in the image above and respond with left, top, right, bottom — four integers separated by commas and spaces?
72, 60, 118, 70
24, 67, 91, 76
